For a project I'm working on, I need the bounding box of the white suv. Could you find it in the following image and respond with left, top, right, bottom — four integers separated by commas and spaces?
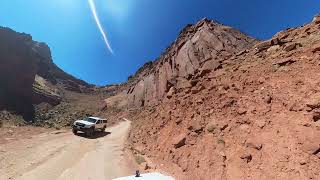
73, 117, 107, 136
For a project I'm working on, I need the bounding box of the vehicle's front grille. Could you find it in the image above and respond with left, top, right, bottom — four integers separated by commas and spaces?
76, 122, 85, 127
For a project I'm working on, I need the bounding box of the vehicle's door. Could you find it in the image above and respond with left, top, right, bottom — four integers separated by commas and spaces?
96, 120, 102, 129
100, 119, 105, 128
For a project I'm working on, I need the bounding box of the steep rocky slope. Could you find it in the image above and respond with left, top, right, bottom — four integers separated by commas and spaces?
106, 16, 320, 179
106, 18, 258, 109
0, 27, 102, 125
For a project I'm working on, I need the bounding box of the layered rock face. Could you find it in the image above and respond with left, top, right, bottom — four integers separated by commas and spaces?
122, 16, 320, 179
0, 27, 91, 120
108, 19, 258, 108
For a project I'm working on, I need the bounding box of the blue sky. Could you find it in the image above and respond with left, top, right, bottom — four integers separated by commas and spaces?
0, 0, 319, 85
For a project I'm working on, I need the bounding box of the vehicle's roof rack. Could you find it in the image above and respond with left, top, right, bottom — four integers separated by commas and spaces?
89, 117, 107, 121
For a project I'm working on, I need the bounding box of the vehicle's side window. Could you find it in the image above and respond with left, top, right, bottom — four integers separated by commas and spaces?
97, 120, 101, 124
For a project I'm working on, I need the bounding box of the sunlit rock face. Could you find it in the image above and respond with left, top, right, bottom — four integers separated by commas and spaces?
127, 14, 320, 179
107, 18, 258, 109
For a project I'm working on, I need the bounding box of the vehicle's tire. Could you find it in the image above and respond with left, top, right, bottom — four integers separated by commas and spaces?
102, 125, 106, 132
72, 128, 77, 134
86, 127, 94, 137
86, 130, 91, 137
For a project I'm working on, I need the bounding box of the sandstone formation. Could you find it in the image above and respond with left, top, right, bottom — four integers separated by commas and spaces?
106, 19, 258, 108
106, 16, 320, 179
0, 27, 92, 121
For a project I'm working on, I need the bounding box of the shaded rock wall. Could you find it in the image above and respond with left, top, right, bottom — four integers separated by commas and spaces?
0, 28, 38, 119
0, 27, 92, 121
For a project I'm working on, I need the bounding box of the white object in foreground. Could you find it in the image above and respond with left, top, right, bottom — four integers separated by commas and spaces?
113, 173, 174, 180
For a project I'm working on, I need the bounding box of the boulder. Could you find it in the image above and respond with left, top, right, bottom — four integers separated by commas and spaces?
256, 120, 267, 129
272, 57, 296, 66
311, 44, 320, 53
200, 60, 221, 75
264, 95, 272, 104
311, 110, 320, 122
270, 37, 282, 45
167, 87, 176, 99
240, 153, 252, 163
305, 93, 320, 109
236, 108, 247, 115
267, 45, 280, 52
173, 133, 187, 148
188, 121, 203, 134
255, 38, 282, 52
302, 141, 320, 155
283, 43, 298, 52
254, 40, 272, 52
246, 139, 263, 150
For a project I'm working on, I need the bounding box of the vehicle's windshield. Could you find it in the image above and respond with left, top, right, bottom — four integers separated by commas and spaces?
83, 117, 97, 123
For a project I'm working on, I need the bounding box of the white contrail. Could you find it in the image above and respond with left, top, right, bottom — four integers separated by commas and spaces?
88, 0, 114, 54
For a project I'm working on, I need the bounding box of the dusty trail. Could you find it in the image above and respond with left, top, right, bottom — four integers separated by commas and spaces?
0, 120, 136, 180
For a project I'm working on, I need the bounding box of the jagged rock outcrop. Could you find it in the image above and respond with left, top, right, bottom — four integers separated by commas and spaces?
0, 27, 92, 121
107, 18, 258, 108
